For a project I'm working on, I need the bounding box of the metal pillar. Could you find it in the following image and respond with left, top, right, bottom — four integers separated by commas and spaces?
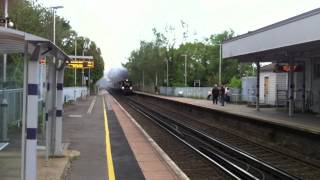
54, 67, 64, 155
165, 58, 169, 95
142, 70, 144, 91
2, 0, 8, 83
181, 54, 187, 86
88, 68, 91, 95
256, 62, 260, 111
302, 62, 306, 113
23, 45, 40, 180
288, 62, 295, 117
74, 38, 77, 101
82, 68, 84, 86
219, 44, 222, 85
46, 60, 57, 157
1, 98, 8, 141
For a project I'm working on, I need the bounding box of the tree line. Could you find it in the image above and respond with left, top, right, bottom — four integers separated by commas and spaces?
0, 0, 104, 88
124, 27, 254, 88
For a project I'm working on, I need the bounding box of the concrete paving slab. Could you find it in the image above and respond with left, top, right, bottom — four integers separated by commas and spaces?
63, 96, 108, 180
63, 94, 148, 180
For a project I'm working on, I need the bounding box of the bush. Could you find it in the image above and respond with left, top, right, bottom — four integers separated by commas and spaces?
228, 76, 241, 88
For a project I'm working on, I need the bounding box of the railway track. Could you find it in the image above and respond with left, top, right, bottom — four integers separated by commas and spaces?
113, 92, 231, 179
128, 94, 320, 180
124, 96, 306, 180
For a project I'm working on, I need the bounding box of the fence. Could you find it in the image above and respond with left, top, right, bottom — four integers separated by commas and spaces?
63, 87, 89, 102
0, 87, 89, 126
157, 86, 241, 103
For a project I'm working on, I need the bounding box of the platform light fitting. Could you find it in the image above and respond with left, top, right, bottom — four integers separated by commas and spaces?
0, 17, 14, 28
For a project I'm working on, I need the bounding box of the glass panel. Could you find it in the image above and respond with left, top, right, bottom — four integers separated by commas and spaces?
0, 54, 23, 180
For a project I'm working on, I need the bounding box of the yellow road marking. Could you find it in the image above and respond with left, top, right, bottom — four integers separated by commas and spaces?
102, 96, 116, 180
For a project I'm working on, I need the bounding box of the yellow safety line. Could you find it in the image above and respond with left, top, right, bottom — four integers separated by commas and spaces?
102, 96, 116, 180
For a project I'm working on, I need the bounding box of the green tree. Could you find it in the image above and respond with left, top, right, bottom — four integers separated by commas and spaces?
0, 0, 104, 88
125, 27, 253, 89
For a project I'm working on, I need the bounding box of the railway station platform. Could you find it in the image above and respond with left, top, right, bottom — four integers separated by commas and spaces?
135, 91, 320, 135
63, 90, 183, 179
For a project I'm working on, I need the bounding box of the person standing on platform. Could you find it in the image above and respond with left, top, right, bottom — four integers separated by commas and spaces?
225, 87, 230, 103
219, 85, 225, 106
207, 90, 212, 100
212, 84, 219, 104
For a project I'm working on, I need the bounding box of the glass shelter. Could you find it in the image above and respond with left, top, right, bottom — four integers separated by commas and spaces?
0, 27, 70, 180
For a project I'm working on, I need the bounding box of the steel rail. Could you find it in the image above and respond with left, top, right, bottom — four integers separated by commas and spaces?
128, 99, 259, 180
128, 97, 300, 180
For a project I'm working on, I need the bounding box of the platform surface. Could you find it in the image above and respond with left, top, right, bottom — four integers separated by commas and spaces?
63, 91, 179, 180
105, 93, 180, 180
136, 91, 320, 135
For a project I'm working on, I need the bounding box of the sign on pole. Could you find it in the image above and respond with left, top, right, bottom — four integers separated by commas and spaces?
66, 60, 94, 69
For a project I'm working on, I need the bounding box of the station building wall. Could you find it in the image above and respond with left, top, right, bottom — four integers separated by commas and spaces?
289, 58, 320, 113
259, 71, 288, 106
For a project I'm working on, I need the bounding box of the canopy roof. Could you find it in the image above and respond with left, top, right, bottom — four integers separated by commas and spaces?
222, 7, 320, 62
0, 27, 70, 61
69, 55, 94, 60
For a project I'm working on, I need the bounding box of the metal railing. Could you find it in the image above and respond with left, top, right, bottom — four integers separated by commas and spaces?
63, 87, 89, 102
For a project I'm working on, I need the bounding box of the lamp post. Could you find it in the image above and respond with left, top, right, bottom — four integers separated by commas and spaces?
51, 6, 64, 44
165, 58, 169, 95
2, 0, 8, 83
74, 38, 77, 87
181, 54, 187, 86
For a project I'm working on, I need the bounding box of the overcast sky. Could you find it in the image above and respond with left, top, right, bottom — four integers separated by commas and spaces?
36, 0, 320, 73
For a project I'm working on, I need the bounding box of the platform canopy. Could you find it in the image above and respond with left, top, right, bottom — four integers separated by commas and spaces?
222, 8, 320, 62
69, 55, 94, 60
0, 26, 70, 61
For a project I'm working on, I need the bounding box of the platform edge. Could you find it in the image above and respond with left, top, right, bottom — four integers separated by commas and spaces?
110, 95, 190, 180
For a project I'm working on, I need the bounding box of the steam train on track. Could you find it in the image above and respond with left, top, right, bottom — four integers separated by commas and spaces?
107, 67, 134, 95
118, 79, 133, 95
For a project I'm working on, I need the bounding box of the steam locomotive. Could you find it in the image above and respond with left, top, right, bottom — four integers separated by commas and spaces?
106, 67, 133, 95
119, 79, 133, 95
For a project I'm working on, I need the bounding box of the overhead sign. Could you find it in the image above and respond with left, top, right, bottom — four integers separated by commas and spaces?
39, 58, 46, 65
66, 60, 94, 69
273, 64, 303, 72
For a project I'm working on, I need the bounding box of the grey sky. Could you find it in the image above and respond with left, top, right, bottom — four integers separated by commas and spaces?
37, 0, 320, 73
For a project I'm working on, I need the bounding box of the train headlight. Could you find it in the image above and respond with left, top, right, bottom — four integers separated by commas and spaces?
130, 86, 133, 90
121, 86, 124, 90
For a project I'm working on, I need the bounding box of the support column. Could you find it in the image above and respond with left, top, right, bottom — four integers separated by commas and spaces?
288, 62, 295, 117
302, 62, 306, 113
256, 62, 260, 111
23, 44, 40, 180
88, 68, 91, 95
46, 60, 57, 157
1, 98, 8, 141
54, 67, 65, 156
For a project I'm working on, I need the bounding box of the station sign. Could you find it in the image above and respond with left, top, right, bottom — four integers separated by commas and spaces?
39, 58, 46, 65
66, 60, 94, 69
273, 64, 303, 72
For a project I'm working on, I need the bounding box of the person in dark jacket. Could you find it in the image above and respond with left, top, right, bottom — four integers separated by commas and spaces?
212, 84, 219, 104
219, 85, 225, 106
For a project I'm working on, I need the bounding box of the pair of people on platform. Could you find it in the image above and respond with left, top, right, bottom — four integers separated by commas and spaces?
210, 84, 227, 106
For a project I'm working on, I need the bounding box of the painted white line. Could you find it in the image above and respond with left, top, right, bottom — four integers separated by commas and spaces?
87, 96, 97, 114
68, 115, 82, 118
111, 95, 190, 180
0, 142, 9, 151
